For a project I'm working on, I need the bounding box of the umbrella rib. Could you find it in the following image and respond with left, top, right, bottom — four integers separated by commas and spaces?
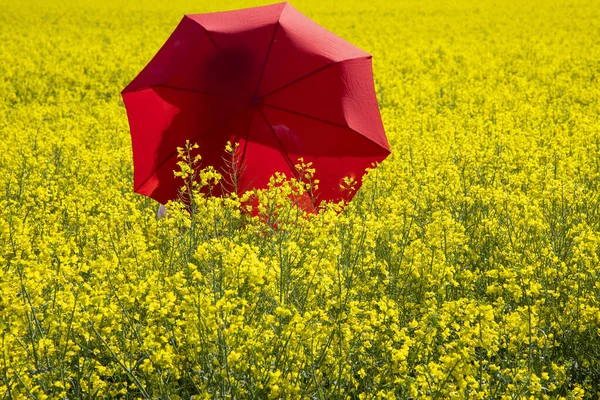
240, 110, 254, 172
134, 107, 249, 193
261, 55, 371, 99
262, 103, 350, 130
262, 103, 390, 153
123, 84, 241, 96
254, 21, 280, 96
188, 15, 220, 50
258, 108, 299, 179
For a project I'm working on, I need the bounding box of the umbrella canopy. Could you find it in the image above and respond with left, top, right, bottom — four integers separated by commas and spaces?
122, 2, 390, 207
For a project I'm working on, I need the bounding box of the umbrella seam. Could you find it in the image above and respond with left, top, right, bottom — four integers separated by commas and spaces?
239, 110, 255, 181
262, 103, 390, 153
254, 19, 281, 96
185, 14, 220, 50
121, 16, 220, 94
122, 84, 242, 96
260, 55, 371, 99
258, 108, 300, 179
263, 103, 351, 130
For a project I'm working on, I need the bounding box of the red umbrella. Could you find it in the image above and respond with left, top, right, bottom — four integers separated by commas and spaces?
122, 2, 390, 208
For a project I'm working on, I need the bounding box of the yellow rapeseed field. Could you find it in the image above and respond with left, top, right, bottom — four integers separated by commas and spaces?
1, 0, 600, 398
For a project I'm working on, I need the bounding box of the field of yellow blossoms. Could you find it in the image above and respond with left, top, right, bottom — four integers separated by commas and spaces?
1, 0, 600, 398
